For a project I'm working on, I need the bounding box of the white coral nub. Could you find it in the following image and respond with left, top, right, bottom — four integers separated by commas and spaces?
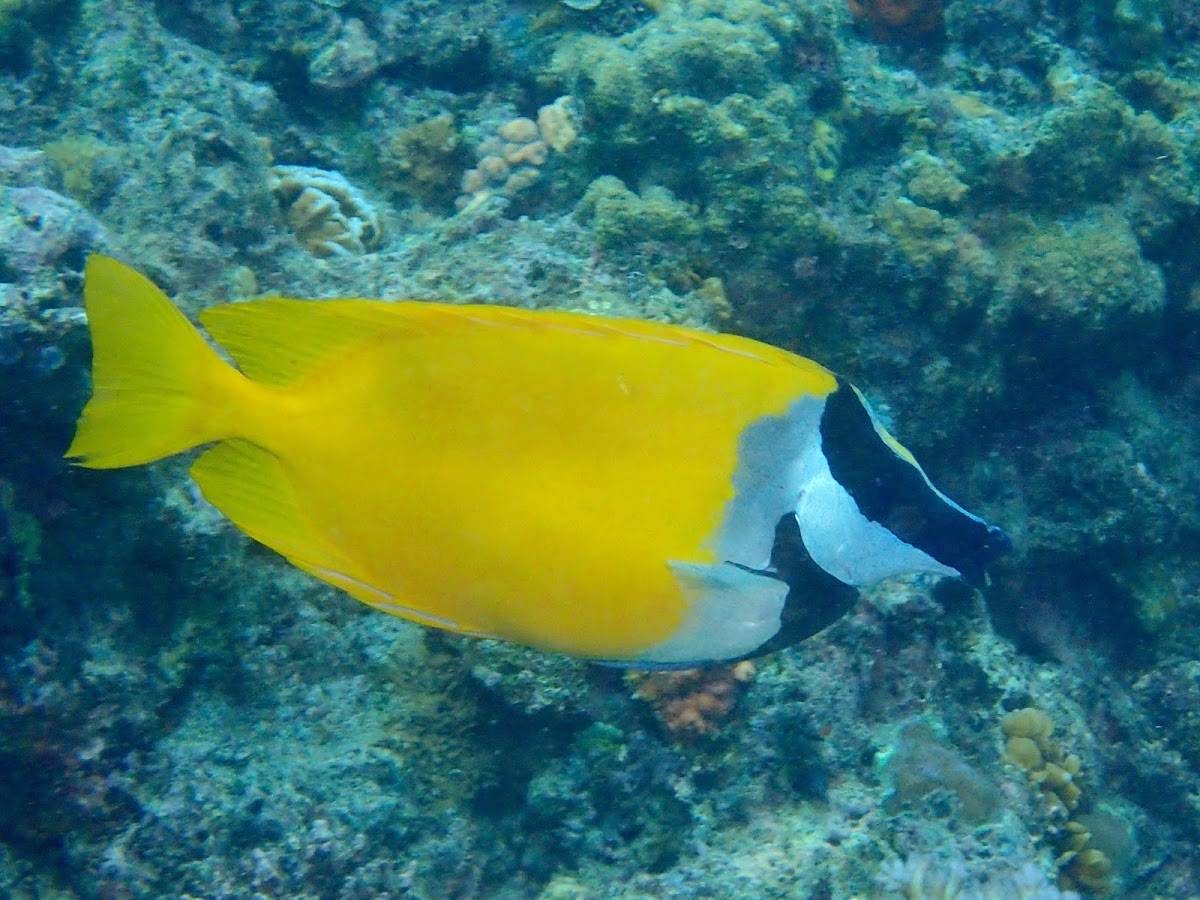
270, 165, 382, 258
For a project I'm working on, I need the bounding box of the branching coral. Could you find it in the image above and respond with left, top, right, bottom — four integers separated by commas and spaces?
458, 97, 579, 211
269, 164, 382, 258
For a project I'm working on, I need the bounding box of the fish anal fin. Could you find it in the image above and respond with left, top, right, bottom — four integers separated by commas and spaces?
190, 439, 486, 634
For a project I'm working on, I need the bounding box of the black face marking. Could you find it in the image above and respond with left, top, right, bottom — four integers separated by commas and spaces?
819, 381, 1010, 587
0, 504, 17, 604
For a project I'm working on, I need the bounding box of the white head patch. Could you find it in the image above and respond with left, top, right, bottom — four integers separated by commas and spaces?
794, 466, 960, 586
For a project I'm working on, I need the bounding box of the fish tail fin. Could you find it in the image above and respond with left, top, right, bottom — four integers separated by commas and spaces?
66, 255, 248, 469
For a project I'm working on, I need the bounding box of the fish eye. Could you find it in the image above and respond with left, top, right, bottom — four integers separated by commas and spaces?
982, 525, 1013, 560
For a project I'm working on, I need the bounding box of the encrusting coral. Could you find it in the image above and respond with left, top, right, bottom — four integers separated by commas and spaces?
380, 113, 469, 210
627, 661, 755, 738
876, 855, 1081, 899
881, 721, 1002, 825
307, 18, 380, 94
846, 0, 944, 42
269, 164, 382, 258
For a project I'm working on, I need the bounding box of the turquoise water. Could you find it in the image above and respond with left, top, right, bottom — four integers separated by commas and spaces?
2, 0, 1199, 896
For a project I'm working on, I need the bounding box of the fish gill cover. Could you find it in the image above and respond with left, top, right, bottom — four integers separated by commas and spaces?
0, 0, 1198, 897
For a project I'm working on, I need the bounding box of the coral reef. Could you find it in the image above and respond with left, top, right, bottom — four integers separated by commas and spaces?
1002, 707, 1083, 816
847, 0, 945, 43
269, 165, 383, 258
876, 855, 1080, 899
0, 183, 106, 277
880, 721, 1001, 825
307, 17, 380, 95
575, 176, 703, 250
378, 112, 469, 211
0, 0, 77, 71
1, 0, 1200, 897
1001, 708, 1132, 896
628, 661, 756, 738
458, 96, 580, 212
40, 135, 123, 208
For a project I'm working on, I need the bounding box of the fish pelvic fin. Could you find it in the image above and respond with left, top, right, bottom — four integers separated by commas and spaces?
66, 255, 250, 469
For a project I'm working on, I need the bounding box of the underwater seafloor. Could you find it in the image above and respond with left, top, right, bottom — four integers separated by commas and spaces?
2, 0, 1200, 897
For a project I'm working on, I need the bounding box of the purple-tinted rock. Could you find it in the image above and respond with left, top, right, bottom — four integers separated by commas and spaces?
0, 186, 107, 277
0, 146, 53, 188
308, 18, 380, 93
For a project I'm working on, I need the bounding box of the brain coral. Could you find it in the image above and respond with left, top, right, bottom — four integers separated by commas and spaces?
269, 164, 382, 258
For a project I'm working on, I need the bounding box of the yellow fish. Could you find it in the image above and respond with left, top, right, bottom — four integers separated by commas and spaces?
67, 256, 1009, 666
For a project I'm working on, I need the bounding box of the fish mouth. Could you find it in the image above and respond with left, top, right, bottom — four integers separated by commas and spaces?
982, 524, 1014, 561
956, 523, 1013, 589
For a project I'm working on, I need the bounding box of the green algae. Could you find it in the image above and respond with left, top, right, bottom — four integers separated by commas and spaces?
900, 151, 969, 210
990, 73, 1144, 208
995, 208, 1164, 331
576, 176, 702, 248
540, 0, 830, 274
876, 198, 963, 273
42, 135, 123, 209
378, 113, 469, 211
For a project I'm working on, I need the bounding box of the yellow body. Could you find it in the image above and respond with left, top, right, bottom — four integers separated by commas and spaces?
68, 257, 838, 661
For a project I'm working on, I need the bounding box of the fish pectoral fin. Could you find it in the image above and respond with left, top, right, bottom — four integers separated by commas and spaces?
615, 561, 786, 667
190, 439, 367, 586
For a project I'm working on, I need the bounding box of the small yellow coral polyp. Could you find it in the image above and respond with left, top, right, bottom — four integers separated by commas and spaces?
999, 708, 1116, 896
1072, 848, 1114, 891
1001, 706, 1055, 742
1002, 708, 1080, 814
1005, 735, 1043, 770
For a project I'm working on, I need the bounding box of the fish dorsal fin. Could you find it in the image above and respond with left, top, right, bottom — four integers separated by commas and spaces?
445, 305, 798, 367
199, 298, 581, 387
200, 298, 409, 387
201, 296, 806, 388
